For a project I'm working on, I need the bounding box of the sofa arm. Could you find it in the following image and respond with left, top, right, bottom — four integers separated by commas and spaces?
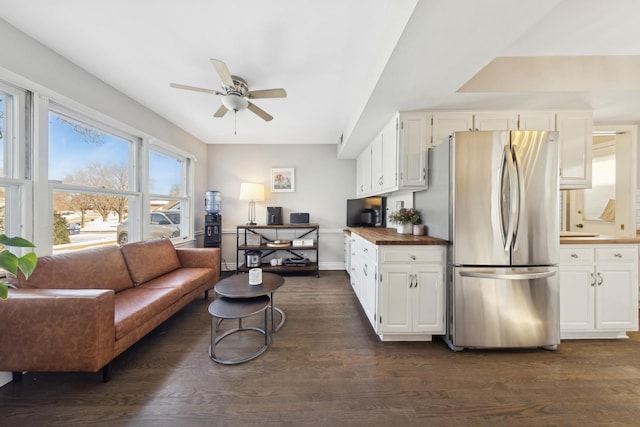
176, 247, 220, 270
0, 289, 115, 373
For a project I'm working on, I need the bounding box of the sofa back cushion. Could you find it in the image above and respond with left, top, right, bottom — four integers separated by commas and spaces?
120, 239, 181, 285
14, 246, 134, 292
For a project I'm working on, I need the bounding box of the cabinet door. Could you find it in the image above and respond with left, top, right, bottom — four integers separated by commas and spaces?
370, 132, 383, 193
379, 266, 412, 333
413, 265, 445, 333
519, 112, 556, 131
399, 112, 428, 188
380, 115, 398, 192
595, 263, 638, 331
557, 112, 592, 189
559, 264, 595, 331
430, 112, 473, 147
360, 258, 377, 329
356, 145, 372, 197
473, 112, 518, 131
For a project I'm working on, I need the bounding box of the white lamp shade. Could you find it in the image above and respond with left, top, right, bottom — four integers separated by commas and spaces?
222, 94, 249, 111
239, 182, 265, 201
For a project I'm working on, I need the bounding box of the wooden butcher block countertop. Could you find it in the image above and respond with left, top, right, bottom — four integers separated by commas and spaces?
346, 227, 449, 246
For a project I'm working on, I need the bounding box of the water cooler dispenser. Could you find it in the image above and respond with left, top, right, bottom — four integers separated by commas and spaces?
204, 191, 221, 249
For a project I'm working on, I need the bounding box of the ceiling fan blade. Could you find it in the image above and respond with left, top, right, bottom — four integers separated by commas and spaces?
247, 102, 273, 121
210, 58, 234, 87
247, 88, 287, 99
170, 82, 222, 95
213, 104, 228, 118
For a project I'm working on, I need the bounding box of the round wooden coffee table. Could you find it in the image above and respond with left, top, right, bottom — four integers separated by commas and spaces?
214, 272, 286, 332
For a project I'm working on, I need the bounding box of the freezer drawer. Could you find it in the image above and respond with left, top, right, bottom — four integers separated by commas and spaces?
450, 266, 560, 349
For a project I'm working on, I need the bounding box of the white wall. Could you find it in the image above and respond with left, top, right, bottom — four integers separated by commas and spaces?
0, 18, 210, 234
206, 144, 355, 270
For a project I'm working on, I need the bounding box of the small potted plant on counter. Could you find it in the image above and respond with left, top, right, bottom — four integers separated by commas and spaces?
388, 208, 421, 234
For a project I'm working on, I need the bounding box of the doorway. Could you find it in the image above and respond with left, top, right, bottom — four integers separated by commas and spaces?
567, 125, 637, 237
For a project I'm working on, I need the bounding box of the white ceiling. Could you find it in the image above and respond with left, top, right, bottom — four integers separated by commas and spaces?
1, 0, 640, 158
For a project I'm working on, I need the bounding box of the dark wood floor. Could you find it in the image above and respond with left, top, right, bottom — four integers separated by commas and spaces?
2, 270, 640, 426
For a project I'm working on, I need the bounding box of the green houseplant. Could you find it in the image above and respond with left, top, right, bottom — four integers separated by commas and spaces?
388, 208, 421, 225
0, 234, 37, 300
388, 208, 421, 234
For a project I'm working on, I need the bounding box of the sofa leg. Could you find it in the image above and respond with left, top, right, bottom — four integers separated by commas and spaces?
102, 364, 112, 383
12, 371, 23, 383
204, 289, 210, 300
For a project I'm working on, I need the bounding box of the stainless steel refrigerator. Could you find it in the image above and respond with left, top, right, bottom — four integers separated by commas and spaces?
420, 130, 560, 350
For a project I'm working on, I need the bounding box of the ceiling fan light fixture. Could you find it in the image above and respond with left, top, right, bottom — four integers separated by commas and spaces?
222, 94, 248, 111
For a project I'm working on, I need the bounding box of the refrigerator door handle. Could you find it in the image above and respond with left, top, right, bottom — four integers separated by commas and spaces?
459, 269, 557, 280
511, 145, 522, 242
502, 146, 519, 252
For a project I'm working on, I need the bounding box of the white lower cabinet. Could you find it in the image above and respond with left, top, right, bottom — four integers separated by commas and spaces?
348, 238, 446, 342
559, 244, 639, 339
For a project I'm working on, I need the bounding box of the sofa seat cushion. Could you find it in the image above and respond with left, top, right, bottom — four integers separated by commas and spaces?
120, 239, 182, 285
114, 287, 182, 340
14, 246, 134, 292
138, 268, 215, 296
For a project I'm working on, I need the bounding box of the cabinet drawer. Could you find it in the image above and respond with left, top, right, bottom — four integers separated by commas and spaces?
381, 246, 444, 264
595, 246, 638, 263
560, 247, 594, 264
359, 238, 378, 264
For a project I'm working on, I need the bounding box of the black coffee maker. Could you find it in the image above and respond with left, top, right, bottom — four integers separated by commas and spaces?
267, 207, 283, 225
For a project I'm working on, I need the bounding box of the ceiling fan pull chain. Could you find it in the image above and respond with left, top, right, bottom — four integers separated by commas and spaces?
234, 110, 237, 135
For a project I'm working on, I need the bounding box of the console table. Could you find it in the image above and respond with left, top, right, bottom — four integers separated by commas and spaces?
236, 224, 319, 277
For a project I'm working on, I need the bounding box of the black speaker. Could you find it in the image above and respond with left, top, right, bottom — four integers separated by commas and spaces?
267, 207, 283, 225
290, 212, 309, 224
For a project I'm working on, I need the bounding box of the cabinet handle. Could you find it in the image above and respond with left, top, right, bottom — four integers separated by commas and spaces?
597, 272, 603, 286
409, 274, 414, 288
363, 264, 368, 277
363, 248, 368, 252
571, 253, 578, 259
590, 273, 596, 286
422, 168, 426, 180
614, 252, 623, 258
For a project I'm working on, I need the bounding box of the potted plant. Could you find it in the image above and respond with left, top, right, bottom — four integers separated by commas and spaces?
0, 234, 37, 300
388, 208, 421, 234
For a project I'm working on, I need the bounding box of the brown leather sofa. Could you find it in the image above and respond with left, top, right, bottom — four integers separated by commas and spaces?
0, 238, 220, 382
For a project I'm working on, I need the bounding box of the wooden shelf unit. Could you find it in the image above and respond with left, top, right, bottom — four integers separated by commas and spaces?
236, 224, 320, 277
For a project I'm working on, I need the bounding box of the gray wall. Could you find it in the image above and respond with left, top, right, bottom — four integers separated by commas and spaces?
206, 144, 355, 270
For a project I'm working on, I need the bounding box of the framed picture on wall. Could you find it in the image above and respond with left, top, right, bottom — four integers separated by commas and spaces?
271, 167, 295, 192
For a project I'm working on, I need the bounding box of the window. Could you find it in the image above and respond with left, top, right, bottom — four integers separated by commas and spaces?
0, 81, 28, 241
48, 105, 140, 253
47, 105, 194, 252
148, 146, 191, 242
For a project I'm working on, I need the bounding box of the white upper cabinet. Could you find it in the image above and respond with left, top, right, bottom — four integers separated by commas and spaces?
355, 112, 427, 197
429, 112, 473, 147
371, 115, 398, 194
356, 144, 372, 197
398, 112, 428, 189
473, 112, 518, 131
380, 115, 398, 193
557, 112, 592, 189
518, 112, 556, 131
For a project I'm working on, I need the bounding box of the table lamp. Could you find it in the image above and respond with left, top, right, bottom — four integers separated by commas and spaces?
239, 182, 264, 225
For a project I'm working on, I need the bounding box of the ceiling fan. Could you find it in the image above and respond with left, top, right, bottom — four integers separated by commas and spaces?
170, 58, 287, 122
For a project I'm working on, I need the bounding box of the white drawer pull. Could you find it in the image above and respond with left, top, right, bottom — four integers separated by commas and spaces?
614, 252, 622, 258
571, 253, 578, 259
